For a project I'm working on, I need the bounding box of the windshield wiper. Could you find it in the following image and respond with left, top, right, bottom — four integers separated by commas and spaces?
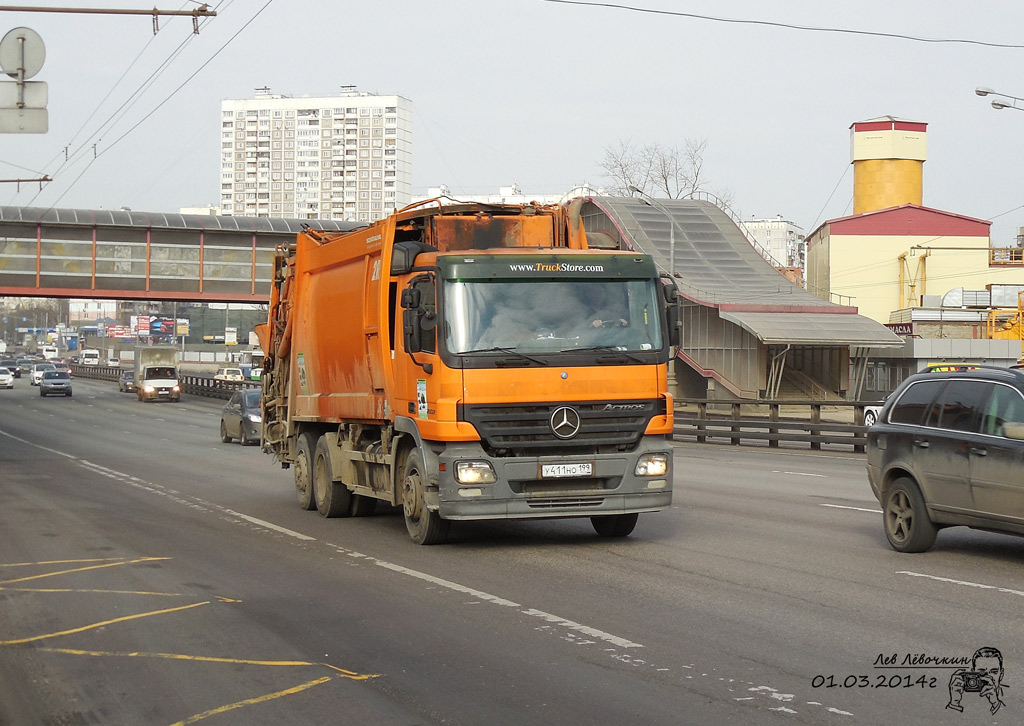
558, 345, 647, 364
459, 347, 546, 365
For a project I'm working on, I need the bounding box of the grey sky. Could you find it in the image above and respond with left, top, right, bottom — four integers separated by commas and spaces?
1, 1, 1022, 244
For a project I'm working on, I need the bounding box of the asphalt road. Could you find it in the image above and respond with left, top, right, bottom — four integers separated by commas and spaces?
2, 379, 1022, 725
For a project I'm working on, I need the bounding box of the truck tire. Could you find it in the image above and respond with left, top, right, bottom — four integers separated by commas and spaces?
591, 513, 639, 537
313, 436, 352, 518
293, 432, 318, 511
350, 494, 377, 517
400, 448, 450, 545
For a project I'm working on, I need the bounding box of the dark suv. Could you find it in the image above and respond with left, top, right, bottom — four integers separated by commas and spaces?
866, 367, 1024, 553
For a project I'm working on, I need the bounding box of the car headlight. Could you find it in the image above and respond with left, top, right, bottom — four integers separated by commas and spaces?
143, 385, 155, 393
172, 385, 181, 392
634, 453, 669, 477
455, 461, 496, 485
245, 413, 262, 423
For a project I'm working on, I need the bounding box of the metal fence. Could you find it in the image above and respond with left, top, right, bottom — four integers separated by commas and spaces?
70, 364, 259, 400
673, 399, 873, 452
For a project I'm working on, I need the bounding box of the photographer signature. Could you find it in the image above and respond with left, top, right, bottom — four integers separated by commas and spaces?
947, 647, 1006, 715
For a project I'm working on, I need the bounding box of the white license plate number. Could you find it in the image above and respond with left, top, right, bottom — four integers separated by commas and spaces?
541, 462, 593, 478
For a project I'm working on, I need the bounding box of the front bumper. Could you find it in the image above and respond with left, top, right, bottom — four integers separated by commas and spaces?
435, 437, 673, 520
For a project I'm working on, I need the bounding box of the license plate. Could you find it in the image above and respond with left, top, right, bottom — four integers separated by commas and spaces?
541, 462, 593, 478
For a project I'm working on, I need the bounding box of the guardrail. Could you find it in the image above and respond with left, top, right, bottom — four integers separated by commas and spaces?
673, 399, 876, 453
70, 364, 260, 400
66, 367, 873, 449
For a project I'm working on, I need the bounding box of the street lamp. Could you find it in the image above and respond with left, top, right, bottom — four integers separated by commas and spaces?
628, 185, 677, 277
975, 86, 1024, 112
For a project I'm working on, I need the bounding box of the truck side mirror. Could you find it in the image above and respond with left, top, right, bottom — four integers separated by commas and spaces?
660, 275, 681, 348
403, 308, 423, 354
400, 287, 420, 309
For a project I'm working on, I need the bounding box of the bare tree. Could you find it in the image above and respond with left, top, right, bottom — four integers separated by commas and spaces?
599, 138, 731, 204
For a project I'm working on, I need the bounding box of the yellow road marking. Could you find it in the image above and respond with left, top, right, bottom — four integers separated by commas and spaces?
0, 587, 188, 597
34, 647, 381, 680
0, 557, 170, 585
36, 647, 318, 667
168, 677, 333, 725
0, 601, 210, 645
1, 558, 133, 567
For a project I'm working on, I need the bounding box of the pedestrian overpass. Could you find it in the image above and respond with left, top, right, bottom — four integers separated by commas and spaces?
0, 206, 358, 302
570, 196, 902, 400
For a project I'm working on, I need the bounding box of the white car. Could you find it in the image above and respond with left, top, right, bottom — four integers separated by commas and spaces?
863, 394, 890, 427
214, 367, 244, 381
30, 363, 56, 386
0, 366, 13, 389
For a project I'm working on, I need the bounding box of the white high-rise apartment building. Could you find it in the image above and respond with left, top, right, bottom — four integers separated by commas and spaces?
219, 88, 412, 222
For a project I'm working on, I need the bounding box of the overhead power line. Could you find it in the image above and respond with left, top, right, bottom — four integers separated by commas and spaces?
540, 0, 1024, 49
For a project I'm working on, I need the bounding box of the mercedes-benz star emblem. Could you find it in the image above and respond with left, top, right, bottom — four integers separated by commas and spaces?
550, 406, 582, 439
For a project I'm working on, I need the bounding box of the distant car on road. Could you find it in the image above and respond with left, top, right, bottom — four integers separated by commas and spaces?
118, 369, 136, 393
52, 361, 72, 377
0, 366, 14, 389
0, 359, 19, 377
863, 394, 889, 427
30, 363, 56, 386
214, 367, 245, 382
39, 370, 72, 397
220, 388, 262, 445
16, 358, 34, 377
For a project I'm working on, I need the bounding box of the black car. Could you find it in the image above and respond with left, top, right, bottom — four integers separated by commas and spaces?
0, 359, 18, 377
866, 366, 1024, 552
220, 388, 262, 445
118, 369, 135, 393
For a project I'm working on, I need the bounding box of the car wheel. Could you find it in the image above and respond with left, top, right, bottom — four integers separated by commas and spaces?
293, 431, 318, 511
66, 391, 72, 397
883, 477, 937, 553
220, 420, 232, 443
39, 389, 45, 397
864, 410, 877, 427
239, 428, 250, 446
591, 513, 639, 537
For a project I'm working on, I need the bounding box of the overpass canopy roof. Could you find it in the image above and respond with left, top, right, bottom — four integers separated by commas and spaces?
575, 196, 903, 348
0, 206, 361, 234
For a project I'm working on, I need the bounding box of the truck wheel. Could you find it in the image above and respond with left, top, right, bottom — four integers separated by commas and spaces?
401, 449, 450, 545
220, 421, 232, 443
591, 513, 639, 537
883, 477, 937, 553
293, 432, 318, 511
350, 494, 377, 517
313, 436, 352, 518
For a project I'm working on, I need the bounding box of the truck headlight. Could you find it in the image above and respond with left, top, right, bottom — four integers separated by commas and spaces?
634, 453, 669, 477
143, 385, 155, 393
172, 385, 181, 392
455, 461, 496, 485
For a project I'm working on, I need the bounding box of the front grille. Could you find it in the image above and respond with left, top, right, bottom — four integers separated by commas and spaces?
459, 399, 662, 454
527, 496, 605, 509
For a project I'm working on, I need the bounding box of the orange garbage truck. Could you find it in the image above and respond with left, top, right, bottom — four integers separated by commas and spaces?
257, 200, 680, 544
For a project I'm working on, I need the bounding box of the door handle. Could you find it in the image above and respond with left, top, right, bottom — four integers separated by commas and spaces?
971, 447, 988, 456
913, 439, 930, 448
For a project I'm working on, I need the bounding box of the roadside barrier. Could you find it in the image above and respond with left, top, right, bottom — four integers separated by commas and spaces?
70, 364, 260, 400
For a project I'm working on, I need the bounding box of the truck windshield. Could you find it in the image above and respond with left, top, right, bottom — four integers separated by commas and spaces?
445, 279, 662, 354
